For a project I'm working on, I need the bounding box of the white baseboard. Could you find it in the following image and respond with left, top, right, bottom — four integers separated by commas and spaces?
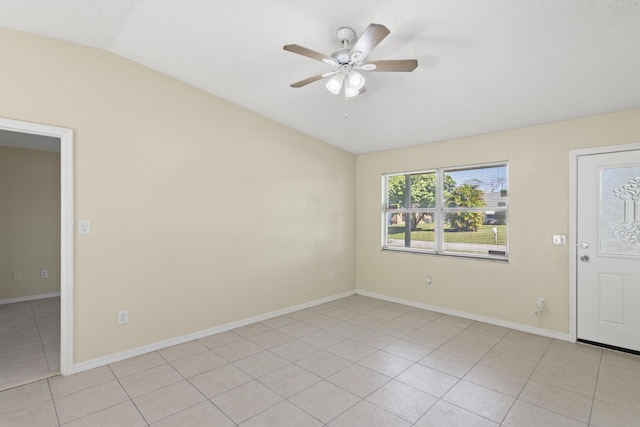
0, 292, 61, 305
356, 289, 571, 342
71, 290, 356, 375
71, 288, 571, 375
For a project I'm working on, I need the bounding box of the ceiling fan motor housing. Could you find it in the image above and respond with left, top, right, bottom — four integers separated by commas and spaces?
334, 27, 359, 65
332, 47, 352, 64
336, 27, 356, 45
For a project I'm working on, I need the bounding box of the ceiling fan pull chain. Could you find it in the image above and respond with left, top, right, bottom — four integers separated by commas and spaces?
344, 87, 349, 118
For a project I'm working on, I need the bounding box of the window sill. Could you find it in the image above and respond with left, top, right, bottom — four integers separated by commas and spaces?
381, 247, 509, 263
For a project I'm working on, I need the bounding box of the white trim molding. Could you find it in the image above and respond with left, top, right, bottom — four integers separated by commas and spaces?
0, 292, 61, 305
0, 117, 74, 375
357, 289, 571, 341
72, 290, 356, 374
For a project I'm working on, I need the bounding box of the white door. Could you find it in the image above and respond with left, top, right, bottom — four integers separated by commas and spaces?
577, 150, 640, 352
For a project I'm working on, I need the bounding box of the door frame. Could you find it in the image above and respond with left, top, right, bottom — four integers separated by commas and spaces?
569, 141, 640, 343
0, 117, 74, 375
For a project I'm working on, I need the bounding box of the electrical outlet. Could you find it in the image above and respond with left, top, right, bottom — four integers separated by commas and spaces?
117, 310, 129, 325
427, 276, 433, 287
329, 271, 335, 280
40, 270, 48, 279
78, 220, 91, 235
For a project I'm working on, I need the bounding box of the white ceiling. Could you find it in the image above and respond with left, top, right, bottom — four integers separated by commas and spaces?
1, 1, 639, 154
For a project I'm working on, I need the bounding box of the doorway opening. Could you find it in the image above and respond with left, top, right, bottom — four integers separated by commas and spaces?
0, 118, 73, 388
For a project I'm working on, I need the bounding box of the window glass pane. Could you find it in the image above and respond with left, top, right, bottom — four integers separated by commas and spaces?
444, 165, 508, 209
386, 172, 436, 209
409, 172, 437, 208
387, 174, 406, 209
387, 212, 437, 250
442, 216, 507, 256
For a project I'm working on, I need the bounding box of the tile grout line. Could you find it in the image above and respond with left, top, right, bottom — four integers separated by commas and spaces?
507, 337, 597, 425
46, 378, 62, 427
106, 360, 151, 427
29, 301, 49, 370
423, 319, 513, 426
497, 333, 554, 425
587, 347, 604, 426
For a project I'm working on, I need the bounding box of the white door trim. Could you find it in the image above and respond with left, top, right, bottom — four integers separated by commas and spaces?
569, 141, 640, 343
0, 117, 74, 375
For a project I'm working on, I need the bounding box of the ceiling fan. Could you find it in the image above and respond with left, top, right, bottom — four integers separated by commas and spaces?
284, 23, 418, 98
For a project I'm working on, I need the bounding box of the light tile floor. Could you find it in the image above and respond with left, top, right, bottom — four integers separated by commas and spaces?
2, 294, 640, 426
0, 297, 60, 391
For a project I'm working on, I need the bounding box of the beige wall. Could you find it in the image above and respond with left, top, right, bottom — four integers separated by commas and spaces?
356, 108, 640, 334
0, 28, 356, 363
0, 146, 61, 300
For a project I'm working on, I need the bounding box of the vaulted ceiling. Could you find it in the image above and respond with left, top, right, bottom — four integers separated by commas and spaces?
1, 1, 639, 154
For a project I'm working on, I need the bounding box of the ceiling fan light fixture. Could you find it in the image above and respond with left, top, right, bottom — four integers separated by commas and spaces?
325, 74, 344, 94
344, 80, 360, 98
348, 70, 365, 91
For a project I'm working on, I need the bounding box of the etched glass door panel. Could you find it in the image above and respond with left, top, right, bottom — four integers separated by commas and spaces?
600, 166, 640, 255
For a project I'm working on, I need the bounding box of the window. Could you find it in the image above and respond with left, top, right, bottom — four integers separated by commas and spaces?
383, 162, 508, 260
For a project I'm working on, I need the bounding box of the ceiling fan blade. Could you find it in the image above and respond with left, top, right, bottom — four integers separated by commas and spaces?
349, 23, 390, 62
283, 44, 338, 66
363, 59, 418, 72
290, 74, 327, 88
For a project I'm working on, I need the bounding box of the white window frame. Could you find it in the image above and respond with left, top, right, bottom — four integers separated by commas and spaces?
382, 161, 508, 261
